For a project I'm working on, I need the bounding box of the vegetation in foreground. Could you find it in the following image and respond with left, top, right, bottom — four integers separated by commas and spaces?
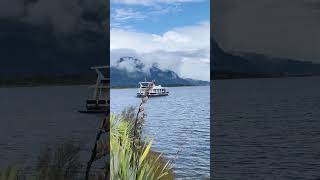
0, 142, 86, 180
110, 113, 173, 180
89, 81, 174, 180
0, 111, 174, 180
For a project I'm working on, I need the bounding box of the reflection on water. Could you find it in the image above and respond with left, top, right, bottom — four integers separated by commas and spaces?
0, 85, 104, 173
213, 77, 320, 179
111, 86, 210, 179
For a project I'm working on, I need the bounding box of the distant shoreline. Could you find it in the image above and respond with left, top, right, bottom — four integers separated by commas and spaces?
213, 74, 320, 81
0, 76, 95, 88
111, 84, 210, 89
0, 81, 210, 89
2, 74, 320, 88
0, 82, 92, 88
3, 74, 320, 88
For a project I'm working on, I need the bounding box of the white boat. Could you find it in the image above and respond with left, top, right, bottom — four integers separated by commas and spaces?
137, 80, 169, 97
79, 65, 109, 113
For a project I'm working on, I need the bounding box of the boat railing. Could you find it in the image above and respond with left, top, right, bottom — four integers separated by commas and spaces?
88, 85, 109, 89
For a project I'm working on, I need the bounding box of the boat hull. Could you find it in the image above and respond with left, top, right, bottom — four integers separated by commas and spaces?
78, 110, 108, 114
136, 93, 169, 97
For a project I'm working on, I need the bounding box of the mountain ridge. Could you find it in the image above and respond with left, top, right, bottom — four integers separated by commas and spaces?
111, 57, 209, 87
211, 38, 320, 79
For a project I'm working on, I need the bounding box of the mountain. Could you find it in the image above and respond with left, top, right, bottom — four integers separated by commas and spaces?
0, 19, 108, 86
211, 38, 320, 79
111, 57, 209, 87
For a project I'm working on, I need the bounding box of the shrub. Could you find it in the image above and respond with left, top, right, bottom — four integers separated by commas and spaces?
35, 142, 82, 180
0, 166, 18, 180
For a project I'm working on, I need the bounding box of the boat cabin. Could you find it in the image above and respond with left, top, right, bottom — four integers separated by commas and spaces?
80, 65, 109, 113
137, 80, 169, 97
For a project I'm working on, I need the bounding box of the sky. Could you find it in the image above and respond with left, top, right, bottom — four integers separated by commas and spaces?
110, 0, 210, 81
214, 0, 320, 63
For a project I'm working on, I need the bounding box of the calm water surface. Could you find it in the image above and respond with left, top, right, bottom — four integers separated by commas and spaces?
111, 86, 210, 179
0, 85, 105, 174
213, 77, 320, 179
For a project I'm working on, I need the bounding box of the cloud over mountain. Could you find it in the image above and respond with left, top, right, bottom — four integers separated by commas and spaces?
110, 56, 209, 87
111, 22, 210, 81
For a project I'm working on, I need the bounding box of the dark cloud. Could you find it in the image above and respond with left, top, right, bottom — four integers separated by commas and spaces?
214, 0, 320, 62
0, 0, 108, 34
0, 0, 25, 18
0, 0, 109, 78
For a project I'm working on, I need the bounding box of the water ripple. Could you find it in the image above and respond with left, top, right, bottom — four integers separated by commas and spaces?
111, 86, 210, 179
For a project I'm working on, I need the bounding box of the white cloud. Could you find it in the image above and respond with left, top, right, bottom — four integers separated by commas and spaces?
111, 22, 210, 81
110, 5, 182, 29
111, 21, 209, 53
111, 0, 204, 6
110, 0, 203, 29
112, 8, 146, 22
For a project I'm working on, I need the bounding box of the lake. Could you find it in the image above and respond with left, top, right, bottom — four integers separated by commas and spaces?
213, 76, 320, 179
111, 86, 210, 179
0, 85, 105, 175
0, 85, 210, 179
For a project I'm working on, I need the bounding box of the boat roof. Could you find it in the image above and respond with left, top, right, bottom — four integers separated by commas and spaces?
139, 81, 153, 83
91, 65, 109, 69
138, 81, 167, 89
91, 65, 109, 79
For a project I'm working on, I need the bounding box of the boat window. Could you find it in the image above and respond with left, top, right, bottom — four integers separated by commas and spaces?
141, 83, 149, 87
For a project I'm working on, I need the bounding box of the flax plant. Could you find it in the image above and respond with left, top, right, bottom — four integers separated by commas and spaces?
86, 80, 172, 179
109, 80, 172, 179
110, 114, 170, 180
133, 80, 154, 148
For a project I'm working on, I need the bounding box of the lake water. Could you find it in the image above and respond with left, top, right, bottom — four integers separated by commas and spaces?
0, 85, 105, 175
111, 86, 210, 179
213, 77, 320, 179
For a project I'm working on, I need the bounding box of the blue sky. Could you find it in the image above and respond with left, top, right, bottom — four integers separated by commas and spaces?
111, 0, 210, 34
110, 0, 210, 81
